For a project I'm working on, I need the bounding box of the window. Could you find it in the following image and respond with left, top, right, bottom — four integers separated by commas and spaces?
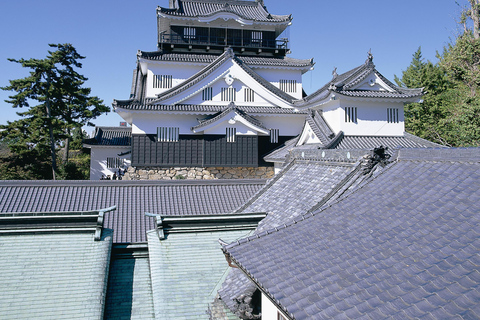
387, 108, 399, 123
221, 87, 236, 102
277, 311, 287, 320
153, 75, 173, 89
226, 127, 236, 143
345, 107, 357, 123
270, 128, 279, 143
184, 27, 196, 39
202, 87, 213, 101
244, 88, 255, 102
252, 31, 263, 43
279, 79, 297, 93
157, 127, 179, 142
107, 157, 123, 169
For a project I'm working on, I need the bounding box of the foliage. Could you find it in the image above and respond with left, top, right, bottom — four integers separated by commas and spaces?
396, 0, 480, 147
0, 44, 108, 179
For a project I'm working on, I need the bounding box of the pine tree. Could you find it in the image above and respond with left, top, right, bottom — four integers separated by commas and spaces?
1, 44, 109, 179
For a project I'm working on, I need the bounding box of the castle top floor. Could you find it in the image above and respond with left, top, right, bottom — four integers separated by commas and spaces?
157, 0, 292, 56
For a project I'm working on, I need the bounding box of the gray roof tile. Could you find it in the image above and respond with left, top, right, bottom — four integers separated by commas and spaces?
158, 0, 291, 23
223, 148, 480, 319
0, 179, 265, 244
83, 126, 131, 146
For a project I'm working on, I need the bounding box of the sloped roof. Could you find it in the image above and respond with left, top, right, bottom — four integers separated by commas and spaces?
138, 51, 313, 69
0, 209, 113, 320
147, 217, 261, 319
143, 48, 297, 105
298, 55, 424, 106
223, 148, 480, 319
113, 101, 305, 115
158, 0, 291, 23
104, 257, 155, 319
192, 103, 269, 132
0, 179, 265, 244
263, 132, 442, 164
220, 149, 380, 318
83, 126, 131, 147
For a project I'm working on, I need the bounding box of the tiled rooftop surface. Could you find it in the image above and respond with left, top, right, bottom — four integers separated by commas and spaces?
83, 126, 131, 146
224, 148, 480, 319
158, 0, 291, 22
0, 179, 265, 243
0, 230, 112, 320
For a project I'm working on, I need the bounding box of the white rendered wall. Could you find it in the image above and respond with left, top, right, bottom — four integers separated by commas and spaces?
131, 112, 304, 136
321, 100, 405, 136
261, 292, 288, 320
89, 146, 131, 180
254, 68, 303, 100
145, 63, 205, 98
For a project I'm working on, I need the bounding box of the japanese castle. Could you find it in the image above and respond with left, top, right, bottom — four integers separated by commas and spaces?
86, 0, 434, 180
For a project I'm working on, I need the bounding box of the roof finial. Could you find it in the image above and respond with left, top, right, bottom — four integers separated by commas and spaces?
366, 49, 374, 64
332, 67, 338, 79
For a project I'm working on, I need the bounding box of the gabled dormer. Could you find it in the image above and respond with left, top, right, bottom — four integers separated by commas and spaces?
297, 52, 424, 136
157, 0, 292, 56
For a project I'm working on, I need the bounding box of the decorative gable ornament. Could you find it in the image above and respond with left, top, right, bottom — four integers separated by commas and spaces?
224, 73, 235, 86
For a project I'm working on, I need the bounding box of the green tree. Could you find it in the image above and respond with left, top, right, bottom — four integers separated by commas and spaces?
1, 44, 109, 180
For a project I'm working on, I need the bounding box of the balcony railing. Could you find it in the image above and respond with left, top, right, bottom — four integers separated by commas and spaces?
160, 33, 289, 50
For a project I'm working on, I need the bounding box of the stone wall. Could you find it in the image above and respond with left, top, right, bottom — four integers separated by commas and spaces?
123, 166, 275, 180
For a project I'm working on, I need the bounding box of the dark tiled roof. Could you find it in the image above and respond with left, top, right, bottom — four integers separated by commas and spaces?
158, 0, 291, 23
332, 133, 443, 150
297, 57, 423, 106
192, 103, 268, 132
143, 49, 296, 105
0, 179, 265, 244
223, 148, 480, 319
138, 51, 313, 69
83, 126, 132, 146
220, 150, 378, 317
306, 110, 335, 145
113, 102, 306, 115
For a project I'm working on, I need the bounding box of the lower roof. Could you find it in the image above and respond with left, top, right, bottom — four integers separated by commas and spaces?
223, 148, 480, 319
0, 179, 265, 244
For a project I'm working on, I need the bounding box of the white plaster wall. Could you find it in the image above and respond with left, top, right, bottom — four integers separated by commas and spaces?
321, 100, 405, 136
89, 147, 131, 180
145, 63, 205, 98
261, 292, 288, 320
131, 113, 200, 134
297, 121, 322, 145
257, 115, 305, 136
254, 68, 303, 100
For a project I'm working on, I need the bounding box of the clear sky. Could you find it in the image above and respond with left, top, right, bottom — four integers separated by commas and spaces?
0, 0, 463, 134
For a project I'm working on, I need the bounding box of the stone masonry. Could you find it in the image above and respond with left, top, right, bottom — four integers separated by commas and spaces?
123, 166, 275, 180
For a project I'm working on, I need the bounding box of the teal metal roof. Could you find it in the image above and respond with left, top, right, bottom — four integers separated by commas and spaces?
0, 230, 112, 320
147, 229, 253, 319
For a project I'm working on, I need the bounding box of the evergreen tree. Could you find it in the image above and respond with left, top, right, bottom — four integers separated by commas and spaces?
1, 44, 109, 179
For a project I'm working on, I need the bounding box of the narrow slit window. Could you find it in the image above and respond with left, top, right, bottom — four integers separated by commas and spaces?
107, 157, 123, 169
244, 88, 255, 102
226, 127, 236, 143
157, 127, 179, 142
387, 108, 399, 123
153, 75, 173, 89
184, 27, 196, 39
344, 107, 357, 123
221, 87, 236, 102
279, 79, 297, 93
270, 129, 279, 143
252, 31, 263, 43
202, 87, 213, 101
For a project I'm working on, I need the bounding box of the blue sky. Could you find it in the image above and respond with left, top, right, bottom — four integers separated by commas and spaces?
0, 0, 462, 133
